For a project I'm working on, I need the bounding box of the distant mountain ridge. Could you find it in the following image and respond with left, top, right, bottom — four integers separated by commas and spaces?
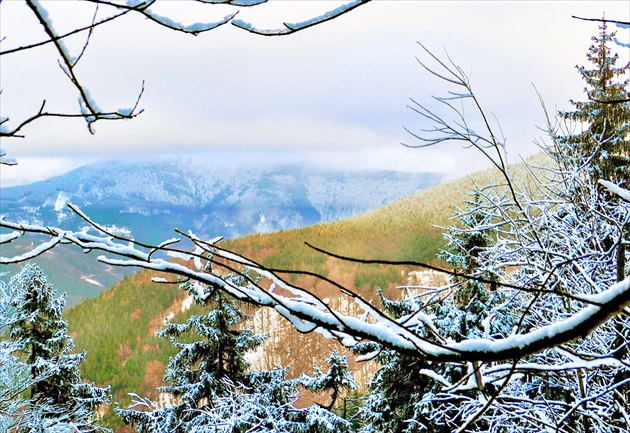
0, 157, 441, 303
1, 157, 440, 240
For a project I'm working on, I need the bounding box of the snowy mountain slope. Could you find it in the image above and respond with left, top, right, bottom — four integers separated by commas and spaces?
1, 157, 440, 240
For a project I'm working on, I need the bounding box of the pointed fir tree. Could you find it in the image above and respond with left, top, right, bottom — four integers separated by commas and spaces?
246, 366, 353, 433
300, 350, 357, 411
557, 19, 630, 186
555, 20, 630, 407
356, 298, 474, 433
437, 193, 503, 338
6, 263, 110, 433
159, 286, 264, 407
117, 272, 265, 432
0, 276, 33, 432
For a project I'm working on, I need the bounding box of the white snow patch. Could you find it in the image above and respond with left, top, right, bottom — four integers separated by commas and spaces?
166, 251, 194, 261
0, 231, 20, 244
99, 224, 132, 237
54, 192, 70, 212
599, 179, 630, 202
82, 277, 104, 287
181, 295, 194, 313
406, 270, 448, 287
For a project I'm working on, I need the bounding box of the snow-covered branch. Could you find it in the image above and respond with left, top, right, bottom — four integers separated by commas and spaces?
1, 205, 629, 365
600, 179, 630, 202
232, 0, 371, 36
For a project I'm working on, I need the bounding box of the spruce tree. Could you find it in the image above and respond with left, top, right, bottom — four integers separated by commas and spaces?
118, 273, 265, 432
300, 350, 357, 411
160, 287, 264, 406
556, 20, 630, 407
557, 19, 630, 186
437, 193, 500, 338
7, 263, 110, 433
0, 277, 31, 432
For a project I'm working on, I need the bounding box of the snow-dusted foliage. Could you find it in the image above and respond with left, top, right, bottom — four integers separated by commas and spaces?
118, 271, 351, 432
358, 201, 515, 432
121, 370, 352, 433
0, 264, 110, 433
300, 350, 357, 410
0, 279, 32, 432
387, 27, 629, 431
556, 20, 630, 186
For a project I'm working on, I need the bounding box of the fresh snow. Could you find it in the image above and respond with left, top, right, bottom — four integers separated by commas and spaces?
599, 179, 630, 202
0, 231, 20, 244
143, 9, 236, 33
285, 0, 364, 30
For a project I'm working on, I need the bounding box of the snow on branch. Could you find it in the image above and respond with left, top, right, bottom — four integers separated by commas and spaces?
571, 16, 630, 49
2, 0, 370, 161
1, 204, 629, 365
139, 9, 237, 35
599, 179, 630, 202
232, 0, 371, 36
571, 15, 630, 26
0, 1, 147, 147
0, 235, 63, 264
0, 231, 20, 244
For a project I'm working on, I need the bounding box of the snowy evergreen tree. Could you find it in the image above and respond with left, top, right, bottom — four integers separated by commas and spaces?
356, 302, 472, 433
117, 272, 264, 432
243, 367, 353, 433
118, 271, 351, 432
357, 33, 626, 423
0, 277, 31, 432
3, 264, 110, 433
300, 350, 357, 410
557, 19, 630, 186
159, 285, 264, 405
437, 193, 504, 338
555, 19, 630, 411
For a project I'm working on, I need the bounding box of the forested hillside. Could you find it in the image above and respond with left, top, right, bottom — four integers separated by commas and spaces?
224, 153, 549, 294
65, 155, 547, 431
1, 159, 439, 306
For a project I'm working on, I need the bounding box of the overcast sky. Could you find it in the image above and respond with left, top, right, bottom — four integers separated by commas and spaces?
1, 1, 629, 186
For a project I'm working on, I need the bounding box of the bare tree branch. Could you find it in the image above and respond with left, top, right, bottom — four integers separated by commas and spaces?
572, 16, 630, 26
1, 0, 372, 160
232, 0, 372, 36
